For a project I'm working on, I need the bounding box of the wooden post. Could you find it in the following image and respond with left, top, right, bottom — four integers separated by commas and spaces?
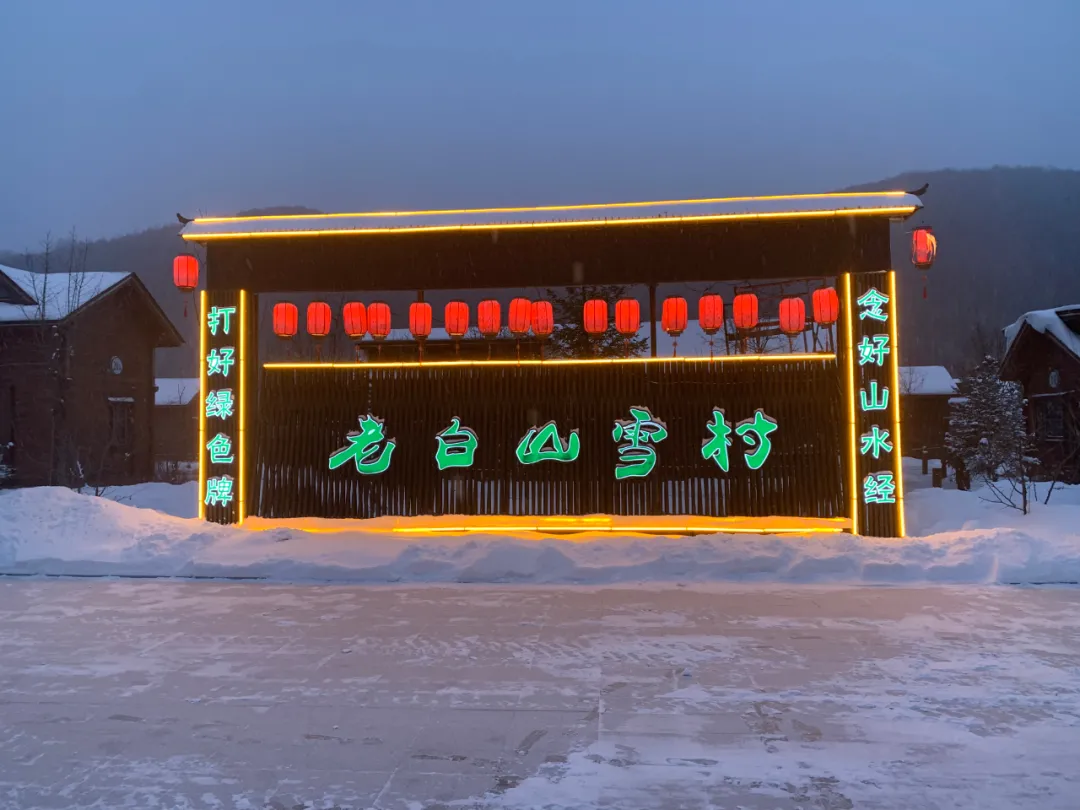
649, 283, 657, 357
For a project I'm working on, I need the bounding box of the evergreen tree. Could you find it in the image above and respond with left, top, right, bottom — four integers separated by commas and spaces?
544, 285, 649, 358
946, 355, 1039, 512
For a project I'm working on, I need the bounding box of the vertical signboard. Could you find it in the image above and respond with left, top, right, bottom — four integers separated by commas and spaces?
199, 289, 246, 524
844, 271, 905, 537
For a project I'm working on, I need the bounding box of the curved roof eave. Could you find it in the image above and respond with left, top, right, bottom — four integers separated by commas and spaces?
180, 191, 922, 242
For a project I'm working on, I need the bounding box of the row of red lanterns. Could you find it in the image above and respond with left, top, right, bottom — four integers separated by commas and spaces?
275, 289, 840, 342
597, 290, 839, 338
273, 298, 557, 341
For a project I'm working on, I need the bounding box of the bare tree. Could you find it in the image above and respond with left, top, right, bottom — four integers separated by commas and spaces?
1039, 399, 1080, 505
9, 230, 100, 488
23, 232, 53, 320
899, 367, 925, 397
963, 321, 1005, 373
64, 227, 91, 316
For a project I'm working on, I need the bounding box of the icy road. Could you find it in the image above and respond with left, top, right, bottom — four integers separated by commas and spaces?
1, 581, 1078, 809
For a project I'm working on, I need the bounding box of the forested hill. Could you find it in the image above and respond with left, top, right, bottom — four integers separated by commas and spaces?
4, 169, 1079, 376
847, 167, 1080, 372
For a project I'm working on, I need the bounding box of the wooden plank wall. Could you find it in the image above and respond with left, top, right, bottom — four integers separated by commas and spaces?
253, 359, 845, 519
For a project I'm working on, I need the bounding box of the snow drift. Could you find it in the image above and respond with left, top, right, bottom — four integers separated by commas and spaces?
3, 469, 1080, 584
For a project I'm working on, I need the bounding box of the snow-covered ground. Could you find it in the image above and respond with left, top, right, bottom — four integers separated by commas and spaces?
0, 581, 1077, 808
2, 463, 1079, 807
2, 459, 1080, 584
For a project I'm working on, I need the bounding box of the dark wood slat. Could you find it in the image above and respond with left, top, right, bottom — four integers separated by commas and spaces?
253, 359, 846, 521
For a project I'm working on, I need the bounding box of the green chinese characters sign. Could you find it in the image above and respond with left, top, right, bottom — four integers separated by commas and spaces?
200, 290, 244, 524
327, 406, 779, 480
847, 271, 903, 536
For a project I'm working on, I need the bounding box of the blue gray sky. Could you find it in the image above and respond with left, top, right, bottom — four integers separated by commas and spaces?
1, 0, 1077, 248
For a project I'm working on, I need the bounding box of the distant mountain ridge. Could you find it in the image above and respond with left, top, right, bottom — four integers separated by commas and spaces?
4, 169, 1079, 376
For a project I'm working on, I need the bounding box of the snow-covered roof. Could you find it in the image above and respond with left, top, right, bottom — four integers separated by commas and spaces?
900, 366, 957, 396
1003, 306, 1080, 362
0, 264, 131, 323
155, 378, 200, 407
181, 191, 922, 240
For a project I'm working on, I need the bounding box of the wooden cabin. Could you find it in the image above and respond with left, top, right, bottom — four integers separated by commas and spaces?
0, 264, 183, 487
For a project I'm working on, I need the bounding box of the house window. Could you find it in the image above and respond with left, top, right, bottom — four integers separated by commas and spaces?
108, 399, 135, 450
1036, 398, 1065, 442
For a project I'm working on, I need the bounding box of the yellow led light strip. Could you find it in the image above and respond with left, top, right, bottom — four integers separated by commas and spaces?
192, 190, 912, 224
238, 290, 248, 525
182, 206, 918, 240
888, 271, 906, 537
392, 525, 845, 535
198, 290, 207, 520
842, 274, 859, 534
264, 352, 836, 370
254, 515, 852, 536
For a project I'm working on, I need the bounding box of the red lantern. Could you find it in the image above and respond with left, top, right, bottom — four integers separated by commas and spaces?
911, 226, 937, 269
445, 301, 469, 339
172, 254, 198, 292
306, 301, 331, 338
367, 301, 391, 341
342, 301, 367, 339
409, 301, 432, 340
698, 294, 724, 336
583, 299, 608, 335
478, 299, 501, 339
614, 299, 640, 358
661, 297, 688, 337
812, 287, 839, 326
508, 297, 531, 337
272, 302, 298, 339
614, 299, 640, 336
778, 297, 806, 335
409, 301, 432, 361
732, 293, 759, 330
531, 300, 554, 338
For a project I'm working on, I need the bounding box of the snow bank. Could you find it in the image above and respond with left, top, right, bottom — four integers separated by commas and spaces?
3, 472, 1080, 584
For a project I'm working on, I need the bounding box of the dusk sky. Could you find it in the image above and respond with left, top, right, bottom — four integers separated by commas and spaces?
1, 0, 1078, 248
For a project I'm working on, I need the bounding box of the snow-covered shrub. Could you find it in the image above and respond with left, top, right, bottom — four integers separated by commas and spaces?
947, 355, 1038, 512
